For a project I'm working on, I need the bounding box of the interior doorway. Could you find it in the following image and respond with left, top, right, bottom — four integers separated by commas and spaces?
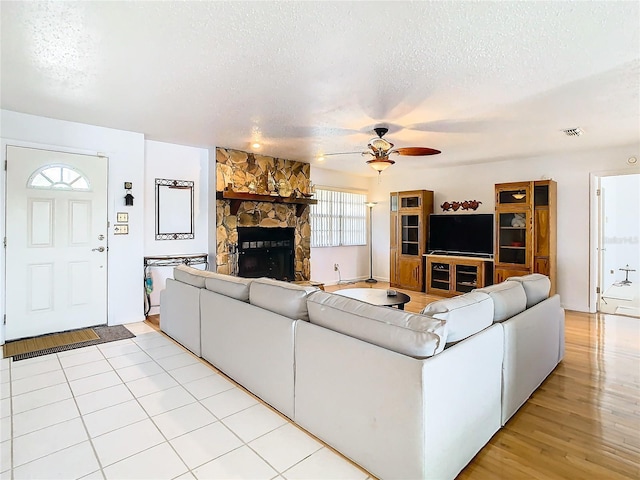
595, 172, 640, 318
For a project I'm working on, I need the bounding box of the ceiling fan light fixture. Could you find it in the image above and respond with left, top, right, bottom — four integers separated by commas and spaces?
369, 137, 394, 152
367, 158, 395, 172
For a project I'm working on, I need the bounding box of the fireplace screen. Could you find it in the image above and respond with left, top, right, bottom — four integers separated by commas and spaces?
237, 227, 295, 281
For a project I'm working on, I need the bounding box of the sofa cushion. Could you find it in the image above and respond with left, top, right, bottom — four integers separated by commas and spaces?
475, 281, 527, 323
420, 291, 494, 344
249, 277, 317, 321
204, 273, 252, 302
307, 291, 446, 358
173, 264, 216, 288
506, 274, 551, 308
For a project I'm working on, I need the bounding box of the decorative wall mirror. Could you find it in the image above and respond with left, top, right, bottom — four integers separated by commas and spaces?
155, 178, 194, 240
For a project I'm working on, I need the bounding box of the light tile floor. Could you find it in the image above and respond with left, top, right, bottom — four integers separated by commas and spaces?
0, 322, 372, 480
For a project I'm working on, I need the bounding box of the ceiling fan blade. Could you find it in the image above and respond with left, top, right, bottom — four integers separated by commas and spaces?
322, 151, 367, 157
393, 147, 441, 156
406, 120, 486, 133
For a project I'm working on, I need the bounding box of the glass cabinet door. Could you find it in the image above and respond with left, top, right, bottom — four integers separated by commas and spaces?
401, 214, 420, 255
496, 184, 531, 207
497, 210, 530, 266
430, 262, 450, 290
400, 193, 421, 209
390, 193, 398, 212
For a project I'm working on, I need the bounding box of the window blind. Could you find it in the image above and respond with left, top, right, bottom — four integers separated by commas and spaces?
311, 188, 367, 247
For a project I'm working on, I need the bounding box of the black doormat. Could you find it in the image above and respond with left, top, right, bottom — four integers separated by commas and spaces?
9, 325, 136, 362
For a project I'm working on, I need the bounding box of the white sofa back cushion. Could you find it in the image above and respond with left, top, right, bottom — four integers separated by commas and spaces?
420, 291, 494, 344
506, 274, 551, 308
307, 291, 446, 358
249, 278, 316, 321
204, 273, 253, 302
174, 264, 216, 288
475, 281, 527, 323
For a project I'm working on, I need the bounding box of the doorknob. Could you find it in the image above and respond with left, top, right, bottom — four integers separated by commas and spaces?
92, 246, 105, 252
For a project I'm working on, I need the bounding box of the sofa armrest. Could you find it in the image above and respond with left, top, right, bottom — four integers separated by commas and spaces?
500, 294, 564, 425
160, 278, 202, 356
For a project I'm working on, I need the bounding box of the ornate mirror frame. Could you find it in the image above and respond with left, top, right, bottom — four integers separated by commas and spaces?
155, 178, 195, 240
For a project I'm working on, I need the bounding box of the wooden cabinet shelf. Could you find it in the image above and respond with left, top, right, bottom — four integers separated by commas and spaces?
216, 189, 317, 217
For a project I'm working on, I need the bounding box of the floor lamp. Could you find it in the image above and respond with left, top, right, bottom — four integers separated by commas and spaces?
365, 202, 378, 283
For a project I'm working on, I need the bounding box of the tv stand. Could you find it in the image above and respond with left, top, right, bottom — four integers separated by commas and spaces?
425, 254, 493, 297
428, 250, 493, 259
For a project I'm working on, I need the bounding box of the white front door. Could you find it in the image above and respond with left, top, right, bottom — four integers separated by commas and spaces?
5, 146, 108, 340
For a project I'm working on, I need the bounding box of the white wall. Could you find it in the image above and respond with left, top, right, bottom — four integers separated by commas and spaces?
601, 174, 640, 288
310, 167, 371, 285
1, 109, 146, 344
143, 140, 210, 314
3, 109, 635, 331
368, 146, 640, 312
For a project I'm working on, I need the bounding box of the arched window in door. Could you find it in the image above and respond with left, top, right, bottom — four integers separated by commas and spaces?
27, 164, 91, 191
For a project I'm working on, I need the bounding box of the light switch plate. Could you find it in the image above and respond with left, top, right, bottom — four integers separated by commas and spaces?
116, 212, 128, 223
114, 224, 129, 235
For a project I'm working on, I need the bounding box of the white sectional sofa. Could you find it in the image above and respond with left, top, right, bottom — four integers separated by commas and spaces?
160, 266, 564, 480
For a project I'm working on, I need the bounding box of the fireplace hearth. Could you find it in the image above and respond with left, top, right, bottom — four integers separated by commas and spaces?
237, 227, 295, 281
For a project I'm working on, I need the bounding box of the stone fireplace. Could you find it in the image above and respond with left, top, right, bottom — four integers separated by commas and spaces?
215, 147, 312, 281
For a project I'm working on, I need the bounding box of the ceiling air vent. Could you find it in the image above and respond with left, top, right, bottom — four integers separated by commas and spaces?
563, 127, 584, 137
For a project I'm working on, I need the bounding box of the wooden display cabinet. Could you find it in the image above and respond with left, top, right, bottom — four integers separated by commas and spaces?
426, 255, 493, 297
494, 180, 557, 294
389, 193, 398, 287
389, 190, 434, 292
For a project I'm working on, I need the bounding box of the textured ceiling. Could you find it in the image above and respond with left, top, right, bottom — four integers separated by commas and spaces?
1, 1, 639, 176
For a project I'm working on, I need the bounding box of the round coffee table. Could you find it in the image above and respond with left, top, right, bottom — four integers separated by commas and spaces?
334, 288, 411, 310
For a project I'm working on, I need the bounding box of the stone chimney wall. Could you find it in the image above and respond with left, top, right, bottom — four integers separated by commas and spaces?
215, 147, 312, 281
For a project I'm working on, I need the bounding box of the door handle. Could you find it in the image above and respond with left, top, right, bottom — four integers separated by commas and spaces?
92, 246, 105, 252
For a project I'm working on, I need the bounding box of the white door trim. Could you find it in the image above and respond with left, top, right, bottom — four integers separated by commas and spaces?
588, 168, 640, 313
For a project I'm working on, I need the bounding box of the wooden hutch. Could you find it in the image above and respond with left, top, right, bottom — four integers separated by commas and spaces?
494, 180, 557, 294
390, 190, 434, 292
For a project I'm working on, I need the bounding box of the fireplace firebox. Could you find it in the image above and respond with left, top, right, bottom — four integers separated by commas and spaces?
237, 227, 295, 281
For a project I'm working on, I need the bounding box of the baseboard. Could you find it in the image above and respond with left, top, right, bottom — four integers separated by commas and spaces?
323, 276, 389, 287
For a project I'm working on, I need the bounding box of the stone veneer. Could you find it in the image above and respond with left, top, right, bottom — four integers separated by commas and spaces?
216, 147, 312, 281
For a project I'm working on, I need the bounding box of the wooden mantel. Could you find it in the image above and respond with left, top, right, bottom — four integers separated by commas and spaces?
216, 189, 318, 217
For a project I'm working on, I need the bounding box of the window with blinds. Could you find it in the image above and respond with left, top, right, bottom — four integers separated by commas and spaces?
311, 188, 367, 247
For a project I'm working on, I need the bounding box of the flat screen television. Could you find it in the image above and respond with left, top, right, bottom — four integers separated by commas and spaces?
428, 214, 494, 257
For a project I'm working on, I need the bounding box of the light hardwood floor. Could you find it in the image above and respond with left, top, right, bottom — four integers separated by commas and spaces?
325, 281, 640, 479
151, 281, 640, 479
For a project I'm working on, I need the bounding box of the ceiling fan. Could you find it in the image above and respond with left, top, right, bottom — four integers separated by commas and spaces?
322, 126, 441, 174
